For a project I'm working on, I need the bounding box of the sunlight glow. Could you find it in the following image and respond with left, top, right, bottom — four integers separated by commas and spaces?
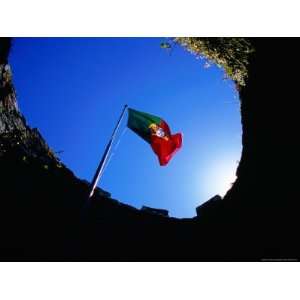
212, 163, 236, 196
201, 158, 238, 198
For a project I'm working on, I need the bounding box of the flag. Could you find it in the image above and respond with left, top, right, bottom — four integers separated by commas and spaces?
127, 108, 182, 166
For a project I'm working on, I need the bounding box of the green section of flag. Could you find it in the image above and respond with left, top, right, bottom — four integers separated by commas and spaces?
127, 108, 161, 143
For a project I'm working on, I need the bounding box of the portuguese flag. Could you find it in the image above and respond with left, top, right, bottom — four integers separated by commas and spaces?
127, 108, 182, 166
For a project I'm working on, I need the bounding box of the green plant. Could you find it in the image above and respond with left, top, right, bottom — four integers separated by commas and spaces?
174, 37, 254, 87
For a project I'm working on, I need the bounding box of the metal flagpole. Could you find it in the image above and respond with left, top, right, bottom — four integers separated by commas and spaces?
88, 104, 128, 199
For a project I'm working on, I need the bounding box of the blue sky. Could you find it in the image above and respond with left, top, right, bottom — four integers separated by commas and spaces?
9, 37, 241, 218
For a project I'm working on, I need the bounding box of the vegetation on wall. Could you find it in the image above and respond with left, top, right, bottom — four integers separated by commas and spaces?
174, 37, 254, 87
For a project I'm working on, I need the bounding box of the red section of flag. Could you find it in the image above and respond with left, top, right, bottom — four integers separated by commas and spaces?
150, 120, 182, 166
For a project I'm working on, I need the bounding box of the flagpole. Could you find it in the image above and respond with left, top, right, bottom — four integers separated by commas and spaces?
88, 104, 128, 199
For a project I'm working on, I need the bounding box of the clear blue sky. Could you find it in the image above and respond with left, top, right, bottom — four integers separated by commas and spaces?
9, 37, 241, 218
